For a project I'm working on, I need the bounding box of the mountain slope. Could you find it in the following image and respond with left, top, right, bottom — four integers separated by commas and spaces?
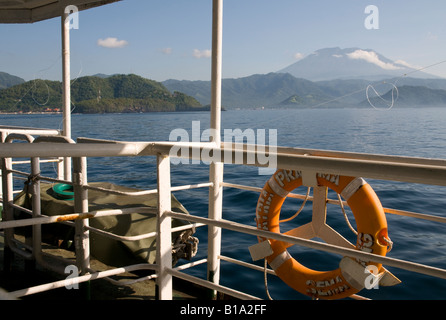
165, 72, 446, 109
0, 72, 25, 89
278, 47, 437, 81
164, 72, 333, 108
363, 85, 446, 108
0, 74, 204, 113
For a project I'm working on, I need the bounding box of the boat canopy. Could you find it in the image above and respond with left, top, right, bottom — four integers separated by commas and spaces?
0, 0, 120, 23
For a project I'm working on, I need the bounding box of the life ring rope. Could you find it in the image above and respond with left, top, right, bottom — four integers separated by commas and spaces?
279, 186, 310, 223
337, 193, 358, 236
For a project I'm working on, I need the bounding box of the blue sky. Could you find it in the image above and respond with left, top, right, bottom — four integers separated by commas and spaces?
1, 0, 446, 82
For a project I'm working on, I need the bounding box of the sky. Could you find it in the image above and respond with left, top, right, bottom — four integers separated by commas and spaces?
1, 0, 446, 82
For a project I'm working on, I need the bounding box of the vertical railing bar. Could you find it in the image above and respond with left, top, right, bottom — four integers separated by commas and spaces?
29, 155, 41, 271
73, 157, 90, 276
1, 134, 35, 263
1, 151, 19, 269
207, 0, 224, 300
156, 154, 173, 300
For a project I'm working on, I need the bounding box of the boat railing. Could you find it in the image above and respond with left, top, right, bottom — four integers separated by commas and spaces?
1, 134, 446, 300
0, 126, 65, 202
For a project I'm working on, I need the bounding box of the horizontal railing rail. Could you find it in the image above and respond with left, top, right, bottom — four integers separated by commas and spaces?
2, 141, 446, 185
0, 126, 61, 139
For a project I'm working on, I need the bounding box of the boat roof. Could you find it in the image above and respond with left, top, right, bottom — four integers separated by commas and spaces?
0, 0, 121, 23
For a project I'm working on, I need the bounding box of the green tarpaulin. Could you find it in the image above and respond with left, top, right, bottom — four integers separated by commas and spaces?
13, 182, 197, 267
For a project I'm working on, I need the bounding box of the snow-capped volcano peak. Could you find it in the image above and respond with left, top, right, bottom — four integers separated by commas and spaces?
278, 47, 432, 81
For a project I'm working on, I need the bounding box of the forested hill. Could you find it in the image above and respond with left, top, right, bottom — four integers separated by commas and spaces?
0, 71, 25, 89
0, 74, 206, 113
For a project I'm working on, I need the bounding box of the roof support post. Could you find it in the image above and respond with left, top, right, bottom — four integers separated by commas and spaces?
207, 0, 224, 299
61, 7, 72, 181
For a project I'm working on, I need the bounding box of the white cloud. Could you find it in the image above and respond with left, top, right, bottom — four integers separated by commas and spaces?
97, 37, 128, 48
161, 47, 172, 55
193, 49, 211, 58
394, 59, 421, 70
294, 52, 304, 60
332, 54, 343, 58
346, 49, 401, 70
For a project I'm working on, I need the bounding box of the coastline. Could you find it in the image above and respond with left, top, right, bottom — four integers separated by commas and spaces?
0, 112, 62, 115
0, 108, 213, 115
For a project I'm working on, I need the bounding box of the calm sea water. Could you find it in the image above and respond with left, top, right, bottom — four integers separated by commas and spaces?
1, 107, 446, 300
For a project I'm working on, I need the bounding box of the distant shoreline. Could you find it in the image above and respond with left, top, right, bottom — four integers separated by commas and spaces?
0, 109, 213, 115
0, 112, 62, 115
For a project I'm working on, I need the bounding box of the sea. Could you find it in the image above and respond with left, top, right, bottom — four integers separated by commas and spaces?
1, 107, 446, 300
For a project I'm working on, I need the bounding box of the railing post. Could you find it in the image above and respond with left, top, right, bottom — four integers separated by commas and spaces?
1, 153, 13, 271
0, 131, 4, 202
157, 154, 172, 300
73, 157, 90, 275
2, 134, 35, 268
207, 0, 224, 299
29, 154, 41, 272
61, 8, 72, 181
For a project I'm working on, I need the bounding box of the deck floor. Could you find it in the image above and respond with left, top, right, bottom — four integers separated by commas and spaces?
0, 234, 205, 300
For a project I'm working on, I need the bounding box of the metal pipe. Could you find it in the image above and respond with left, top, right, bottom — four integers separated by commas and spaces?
30, 155, 42, 265
73, 157, 90, 275
174, 258, 208, 272
221, 181, 446, 224
3, 141, 446, 186
11, 159, 61, 165
156, 154, 173, 299
169, 268, 261, 300
61, 10, 72, 180
226, 142, 446, 167
0, 206, 200, 242
210, 0, 223, 140
91, 269, 158, 287
0, 127, 60, 137
219, 255, 276, 276
29, 154, 70, 275
83, 182, 212, 196
207, 0, 224, 299
0, 142, 153, 158
0, 207, 156, 230
83, 221, 203, 242
1, 134, 34, 261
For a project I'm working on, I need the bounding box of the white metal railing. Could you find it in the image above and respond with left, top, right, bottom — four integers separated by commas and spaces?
0, 126, 65, 202
1, 135, 446, 300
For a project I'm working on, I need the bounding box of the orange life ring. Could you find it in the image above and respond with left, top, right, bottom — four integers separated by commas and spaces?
256, 169, 390, 299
